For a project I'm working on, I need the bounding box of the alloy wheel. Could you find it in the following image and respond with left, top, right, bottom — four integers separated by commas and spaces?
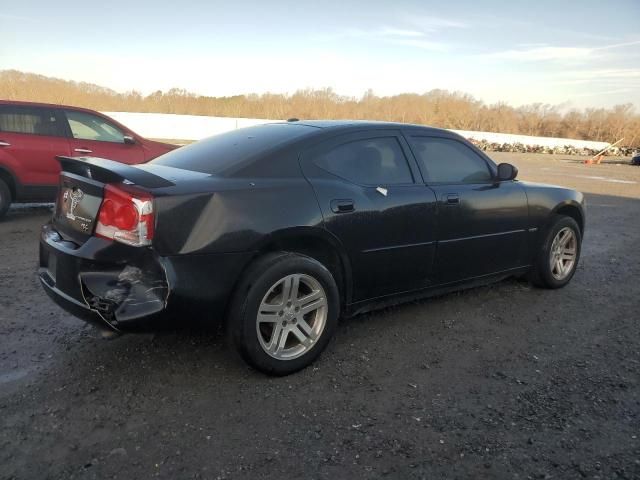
549, 227, 577, 280
256, 273, 328, 360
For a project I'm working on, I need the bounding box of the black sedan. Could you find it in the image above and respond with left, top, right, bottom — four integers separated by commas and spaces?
39, 121, 585, 375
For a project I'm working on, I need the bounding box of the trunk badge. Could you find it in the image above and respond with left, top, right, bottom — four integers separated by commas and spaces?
65, 189, 84, 220
376, 186, 388, 197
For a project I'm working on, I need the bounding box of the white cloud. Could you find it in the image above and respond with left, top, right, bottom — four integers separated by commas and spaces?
582, 68, 640, 78
594, 39, 640, 51
547, 69, 640, 87
483, 39, 640, 62
319, 26, 426, 41
403, 14, 468, 32
378, 27, 425, 37
388, 38, 449, 51
484, 46, 591, 61
314, 25, 449, 51
562, 68, 640, 80
516, 43, 549, 48
572, 88, 633, 98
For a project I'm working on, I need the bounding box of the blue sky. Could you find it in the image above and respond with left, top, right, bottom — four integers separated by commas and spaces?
1, 0, 639, 109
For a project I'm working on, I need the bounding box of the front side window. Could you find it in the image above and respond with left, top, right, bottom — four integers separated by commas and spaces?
0, 106, 62, 137
315, 137, 413, 185
411, 136, 492, 184
65, 110, 125, 143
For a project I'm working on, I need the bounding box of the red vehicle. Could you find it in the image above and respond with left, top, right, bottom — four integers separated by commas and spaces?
0, 100, 177, 218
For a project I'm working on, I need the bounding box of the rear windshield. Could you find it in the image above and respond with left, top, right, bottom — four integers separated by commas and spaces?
150, 123, 316, 175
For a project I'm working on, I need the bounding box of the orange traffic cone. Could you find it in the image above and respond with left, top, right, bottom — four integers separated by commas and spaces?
584, 155, 603, 165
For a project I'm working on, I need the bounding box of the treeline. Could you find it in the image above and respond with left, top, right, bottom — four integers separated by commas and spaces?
1, 70, 638, 146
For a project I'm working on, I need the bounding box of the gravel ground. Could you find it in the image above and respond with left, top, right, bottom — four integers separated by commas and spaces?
1, 153, 639, 479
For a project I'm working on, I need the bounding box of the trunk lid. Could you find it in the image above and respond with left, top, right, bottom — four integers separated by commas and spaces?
53, 156, 176, 244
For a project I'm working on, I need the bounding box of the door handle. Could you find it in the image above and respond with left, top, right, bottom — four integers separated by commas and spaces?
331, 199, 355, 213
0, 141, 10, 147
446, 194, 460, 205
74, 148, 92, 154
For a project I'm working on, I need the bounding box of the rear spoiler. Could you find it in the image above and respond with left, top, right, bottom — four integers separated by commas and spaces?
56, 156, 175, 188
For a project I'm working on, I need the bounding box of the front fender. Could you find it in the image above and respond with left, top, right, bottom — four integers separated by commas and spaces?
550, 197, 585, 232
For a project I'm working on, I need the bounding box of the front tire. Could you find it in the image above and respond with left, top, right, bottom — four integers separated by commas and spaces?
529, 215, 582, 289
0, 179, 11, 219
227, 252, 340, 376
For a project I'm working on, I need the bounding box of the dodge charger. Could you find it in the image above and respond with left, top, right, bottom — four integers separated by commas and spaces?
39, 121, 585, 375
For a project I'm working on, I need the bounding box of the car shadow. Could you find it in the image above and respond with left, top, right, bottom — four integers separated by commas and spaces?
42, 275, 539, 393
2, 203, 53, 221
559, 157, 634, 166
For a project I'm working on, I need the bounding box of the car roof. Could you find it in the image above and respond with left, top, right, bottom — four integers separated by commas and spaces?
269, 119, 450, 135
0, 99, 99, 113
0, 100, 145, 137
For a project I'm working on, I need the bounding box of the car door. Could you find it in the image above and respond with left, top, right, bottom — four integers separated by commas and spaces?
407, 134, 529, 284
0, 104, 71, 189
301, 130, 438, 302
62, 109, 144, 164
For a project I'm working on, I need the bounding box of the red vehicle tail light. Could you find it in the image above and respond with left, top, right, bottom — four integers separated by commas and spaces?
96, 184, 154, 246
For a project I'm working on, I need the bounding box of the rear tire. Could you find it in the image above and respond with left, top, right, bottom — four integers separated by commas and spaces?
0, 179, 11, 220
528, 215, 581, 289
227, 252, 340, 376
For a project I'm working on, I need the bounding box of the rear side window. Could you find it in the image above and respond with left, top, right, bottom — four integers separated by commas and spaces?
0, 106, 63, 137
64, 110, 125, 143
151, 123, 316, 175
411, 136, 492, 184
315, 137, 413, 185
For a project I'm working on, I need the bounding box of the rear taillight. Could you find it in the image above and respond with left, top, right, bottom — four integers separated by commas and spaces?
96, 184, 154, 247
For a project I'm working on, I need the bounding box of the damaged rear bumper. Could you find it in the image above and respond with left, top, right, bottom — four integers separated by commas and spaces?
38, 224, 253, 333
39, 224, 169, 333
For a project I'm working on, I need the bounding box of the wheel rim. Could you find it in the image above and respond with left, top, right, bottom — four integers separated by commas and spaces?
549, 227, 577, 281
256, 273, 328, 360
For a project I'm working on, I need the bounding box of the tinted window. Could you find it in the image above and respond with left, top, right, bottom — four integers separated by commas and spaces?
315, 137, 412, 185
65, 110, 125, 143
0, 106, 63, 137
151, 123, 316, 175
411, 137, 492, 183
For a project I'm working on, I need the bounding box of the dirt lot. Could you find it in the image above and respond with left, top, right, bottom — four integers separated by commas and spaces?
1, 153, 639, 479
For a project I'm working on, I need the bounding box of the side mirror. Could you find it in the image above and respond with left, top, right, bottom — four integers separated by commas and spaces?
497, 163, 518, 181
123, 135, 136, 145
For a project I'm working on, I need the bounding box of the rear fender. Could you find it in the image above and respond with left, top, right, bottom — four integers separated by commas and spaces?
252, 226, 354, 305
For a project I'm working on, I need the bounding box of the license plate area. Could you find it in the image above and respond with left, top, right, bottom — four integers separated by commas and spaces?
58, 186, 99, 234
53, 173, 104, 241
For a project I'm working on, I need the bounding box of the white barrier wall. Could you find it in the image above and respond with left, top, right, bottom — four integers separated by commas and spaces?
104, 112, 611, 150
452, 129, 610, 151
104, 112, 271, 141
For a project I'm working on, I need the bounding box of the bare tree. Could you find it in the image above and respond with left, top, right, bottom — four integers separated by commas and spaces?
1, 69, 638, 146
